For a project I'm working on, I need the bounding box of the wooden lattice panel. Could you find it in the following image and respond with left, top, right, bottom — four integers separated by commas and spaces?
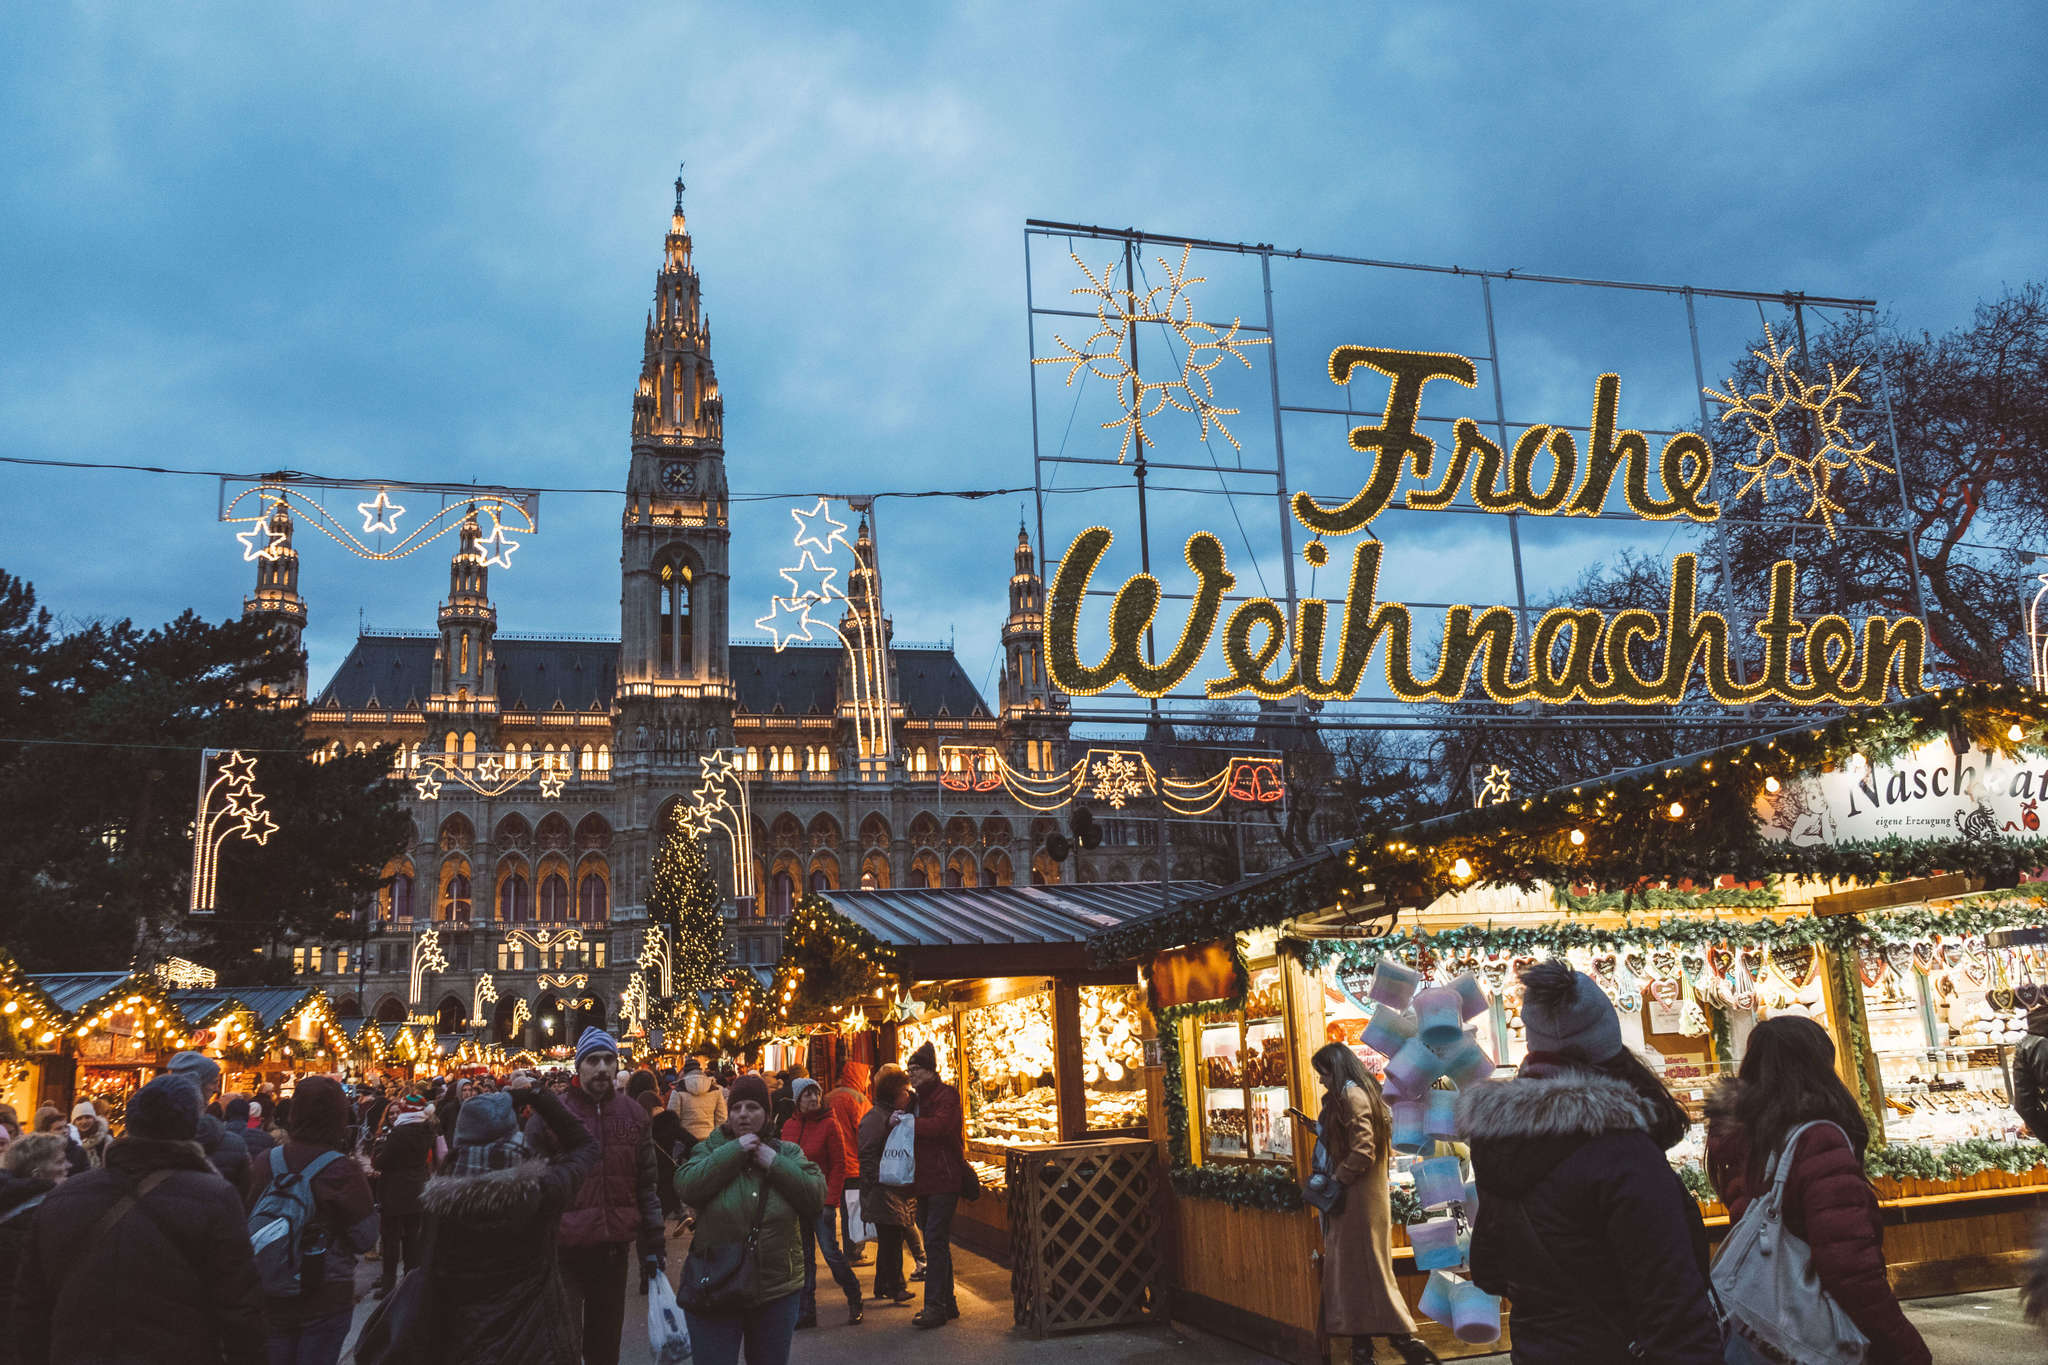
1006, 1138, 1159, 1336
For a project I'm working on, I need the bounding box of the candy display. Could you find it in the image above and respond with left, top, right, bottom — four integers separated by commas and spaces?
962, 991, 1057, 1147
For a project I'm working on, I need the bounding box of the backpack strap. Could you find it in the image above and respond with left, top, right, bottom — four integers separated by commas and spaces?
85, 1169, 175, 1253
0, 1194, 46, 1226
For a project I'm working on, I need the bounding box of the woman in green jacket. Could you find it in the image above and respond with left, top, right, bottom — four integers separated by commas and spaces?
675, 1073, 826, 1365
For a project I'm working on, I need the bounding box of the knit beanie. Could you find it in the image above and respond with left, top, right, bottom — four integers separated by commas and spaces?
1518, 960, 1624, 1063
574, 1026, 620, 1065
288, 1076, 351, 1141
127, 1074, 202, 1142
907, 1040, 937, 1072
727, 1073, 771, 1113
166, 1050, 223, 1100
453, 1092, 518, 1148
791, 1077, 820, 1108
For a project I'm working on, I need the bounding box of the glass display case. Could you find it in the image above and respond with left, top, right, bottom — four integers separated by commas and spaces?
1079, 983, 1148, 1134
1196, 964, 1293, 1163
961, 990, 1059, 1148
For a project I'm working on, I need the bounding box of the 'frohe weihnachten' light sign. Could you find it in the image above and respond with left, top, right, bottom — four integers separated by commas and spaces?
1044, 346, 1925, 706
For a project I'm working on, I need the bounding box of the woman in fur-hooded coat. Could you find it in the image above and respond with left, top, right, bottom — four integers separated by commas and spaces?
416, 1081, 597, 1364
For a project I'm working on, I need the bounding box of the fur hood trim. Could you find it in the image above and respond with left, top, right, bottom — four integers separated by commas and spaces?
1456, 1072, 1655, 1141
420, 1158, 552, 1218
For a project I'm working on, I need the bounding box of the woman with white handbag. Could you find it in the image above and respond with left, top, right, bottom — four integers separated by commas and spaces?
1706, 1015, 1930, 1365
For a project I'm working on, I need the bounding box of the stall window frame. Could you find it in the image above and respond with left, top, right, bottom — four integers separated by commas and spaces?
1184, 956, 1299, 1167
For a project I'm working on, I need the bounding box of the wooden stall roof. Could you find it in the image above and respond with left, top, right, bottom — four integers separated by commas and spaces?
816, 882, 1214, 979
168, 987, 318, 1032
30, 972, 141, 1016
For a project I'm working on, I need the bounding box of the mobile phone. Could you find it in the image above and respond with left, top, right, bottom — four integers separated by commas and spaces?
1285, 1106, 1315, 1126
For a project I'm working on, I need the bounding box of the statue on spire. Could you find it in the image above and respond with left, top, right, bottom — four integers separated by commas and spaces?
674, 161, 686, 212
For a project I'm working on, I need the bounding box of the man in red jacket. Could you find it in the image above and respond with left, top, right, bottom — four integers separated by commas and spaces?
902, 1041, 965, 1329
524, 1027, 664, 1365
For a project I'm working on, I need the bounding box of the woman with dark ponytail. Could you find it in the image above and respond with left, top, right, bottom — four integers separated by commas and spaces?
1308, 1042, 1437, 1365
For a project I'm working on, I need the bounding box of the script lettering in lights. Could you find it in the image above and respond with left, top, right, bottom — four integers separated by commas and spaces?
1044, 344, 1928, 710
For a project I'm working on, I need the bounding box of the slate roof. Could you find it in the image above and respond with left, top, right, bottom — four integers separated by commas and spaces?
167, 987, 317, 1031
316, 635, 988, 719
817, 882, 1216, 950
28, 973, 139, 1015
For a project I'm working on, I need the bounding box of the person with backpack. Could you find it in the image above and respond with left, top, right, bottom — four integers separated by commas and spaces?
521, 1028, 663, 1365
244, 1075, 377, 1365
1461, 961, 1723, 1365
1706, 1015, 1931, 1365
15, 1073, 265, 1365
0, 1133, 69, 1364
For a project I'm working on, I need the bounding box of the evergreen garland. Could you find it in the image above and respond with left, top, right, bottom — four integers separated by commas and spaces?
772, 893, 901, 1027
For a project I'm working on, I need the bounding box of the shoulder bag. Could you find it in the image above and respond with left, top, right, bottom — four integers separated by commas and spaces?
1300, 1114, 1345, 1216
676, 1159, 773, 1315
1711, 1120, 1869, 1365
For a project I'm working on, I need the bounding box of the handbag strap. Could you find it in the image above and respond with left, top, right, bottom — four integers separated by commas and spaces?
1759, 1119, 1841, 1215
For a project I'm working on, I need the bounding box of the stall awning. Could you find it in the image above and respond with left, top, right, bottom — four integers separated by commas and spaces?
168, 987, 318, 1033
814, 882, 1214, 978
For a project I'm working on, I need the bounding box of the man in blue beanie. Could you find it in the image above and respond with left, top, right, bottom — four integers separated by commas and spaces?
523, 1026, 663, 1365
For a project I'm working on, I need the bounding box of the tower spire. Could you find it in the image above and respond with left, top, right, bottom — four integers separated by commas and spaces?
242, 493, 307, 702
632, 164, 720, 443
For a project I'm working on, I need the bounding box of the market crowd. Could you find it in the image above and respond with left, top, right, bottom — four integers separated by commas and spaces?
0, 1026, 973, 1365
2, 978, 2035, 1363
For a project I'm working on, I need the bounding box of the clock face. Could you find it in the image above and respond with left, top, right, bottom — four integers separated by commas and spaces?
660, 460, 696, 493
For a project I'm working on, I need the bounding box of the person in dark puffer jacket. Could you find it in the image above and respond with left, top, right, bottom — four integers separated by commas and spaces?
1706, 1014, 1931, 1365
245, 1076, 378, 1365
16, 1073, 265, 1365
1461, 962, 1723, 1365
0, 1134, 69, 1365
372, 1109, 436, 1297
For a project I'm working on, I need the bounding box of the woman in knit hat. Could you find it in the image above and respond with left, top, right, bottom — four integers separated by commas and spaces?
674, 1071, 827, 1365
387, 1072, 598, 1364
1459, 960, 1723, 1364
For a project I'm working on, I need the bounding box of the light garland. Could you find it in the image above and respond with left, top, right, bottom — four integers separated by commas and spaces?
409, 752, 575, 802
153, 957, 217, 990
223, 482, 537, 564
1034, 245, 1269, 462
936, 741, 1282, 817
188, 749, 276, 915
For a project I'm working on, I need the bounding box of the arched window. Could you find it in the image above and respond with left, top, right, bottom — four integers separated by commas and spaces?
809, 869, 830, 892
746, 746, 760, 772
817, 746, 832, 773
498, 873, 528, 922
391, 873, 414, 920
598, 745, 611, 772
766, 747, 780, 773
444, 872, 472, 919
581, 744, 595, 772
520, 743, 532, 769
770, 871, 795, 919
914, 746, 928, 775
907, 864, 928, 888
577, 875, 609, 922
658, 558, 694, 678
462, 731, 477, 769
539, 874, 569, 923
444, 732, 459, 763
781, 746, 796, 774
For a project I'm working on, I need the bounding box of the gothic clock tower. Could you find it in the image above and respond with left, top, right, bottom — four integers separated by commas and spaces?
618, 170, 734, 771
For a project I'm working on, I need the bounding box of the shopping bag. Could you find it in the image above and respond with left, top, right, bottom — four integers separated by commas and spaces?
879, 1115, 916, 1186
647, 1269, 692, 1365
844, 1186, 875, 1244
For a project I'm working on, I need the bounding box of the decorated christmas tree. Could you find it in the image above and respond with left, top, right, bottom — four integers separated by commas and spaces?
647, 811, 726, 1000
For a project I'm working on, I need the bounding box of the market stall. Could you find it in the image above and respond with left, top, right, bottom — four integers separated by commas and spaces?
768, 882, 1207, 1277
31, 970, 188, 1119
1087, 683, 2048, 1362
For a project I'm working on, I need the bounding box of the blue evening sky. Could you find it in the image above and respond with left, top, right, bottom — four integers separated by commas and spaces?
2, 4, 2042, 722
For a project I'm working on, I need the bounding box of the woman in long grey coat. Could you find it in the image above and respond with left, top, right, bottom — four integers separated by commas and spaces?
1310, 1043, 1437, 1365
855, 1065, 917, 1307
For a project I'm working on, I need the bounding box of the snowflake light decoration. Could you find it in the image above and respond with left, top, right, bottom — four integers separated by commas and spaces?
1036, 245, 1269, 462
1090, 751, 1147, 809
1703, 323, 1892, 539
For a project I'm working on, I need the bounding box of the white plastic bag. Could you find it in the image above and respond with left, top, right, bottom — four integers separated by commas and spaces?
647, 1268, 691, 1364
844, 1186, 875, 1244
879, 1114, 916, 1186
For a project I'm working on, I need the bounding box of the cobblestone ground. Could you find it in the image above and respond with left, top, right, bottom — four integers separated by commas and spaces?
340, 1231, 2038, 1364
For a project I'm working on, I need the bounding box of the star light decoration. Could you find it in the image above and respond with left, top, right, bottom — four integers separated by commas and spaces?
409, 752, 570, 801
1035, 244, 1270, 462
409, 929, 449, 1007
357, 490, 406, 535
754, 498, 892, 763
1475, 764, 1513, 809
685, 747, 756, 898
188, 749, 277, 915
223, 481, 537, 563
1705, 322, 1894, 539
471, 973, 498, 1027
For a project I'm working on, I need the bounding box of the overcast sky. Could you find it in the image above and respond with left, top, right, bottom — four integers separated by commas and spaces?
3, 3, 2043, 721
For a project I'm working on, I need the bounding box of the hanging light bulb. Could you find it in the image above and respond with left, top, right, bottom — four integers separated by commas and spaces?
1569, 828, 1586, 846
1764, 776, 1781, 794
1452, 857, 1473, 879
2010, 723, 2025, 742
1668, 801, 1686, 819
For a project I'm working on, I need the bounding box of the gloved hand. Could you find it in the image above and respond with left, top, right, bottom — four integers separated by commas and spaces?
639, 1252, 664, 1296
